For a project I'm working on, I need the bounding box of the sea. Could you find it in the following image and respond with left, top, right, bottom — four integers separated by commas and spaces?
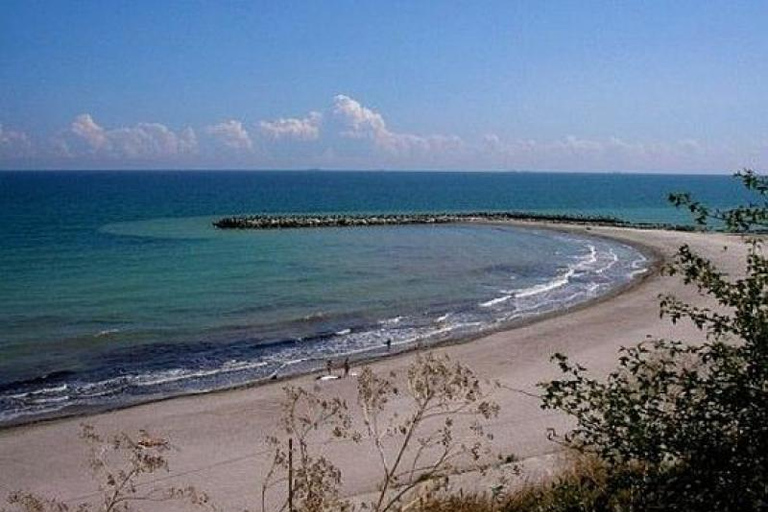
0, 171, 753, 425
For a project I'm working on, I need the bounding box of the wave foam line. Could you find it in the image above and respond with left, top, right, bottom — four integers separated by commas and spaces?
594, 249, 619, 274
515, 266, 577, 299
514, 243, 613, 300
576, 244, 598, 268
479, 295, 513, 308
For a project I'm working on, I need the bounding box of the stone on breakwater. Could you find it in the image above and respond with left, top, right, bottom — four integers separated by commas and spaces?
212, 212, 634, 230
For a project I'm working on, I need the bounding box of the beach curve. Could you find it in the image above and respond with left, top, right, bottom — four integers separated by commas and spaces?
0, 224, 748, 510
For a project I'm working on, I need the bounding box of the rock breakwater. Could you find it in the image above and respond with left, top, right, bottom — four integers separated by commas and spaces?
213, 212, 634, 230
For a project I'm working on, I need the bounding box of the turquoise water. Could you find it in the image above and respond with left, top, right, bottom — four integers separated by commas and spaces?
0, 171, 750, 424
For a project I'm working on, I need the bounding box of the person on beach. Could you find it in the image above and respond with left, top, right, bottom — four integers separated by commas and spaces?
326, 359, 333, 376
343, 357, 350, 377
386, 338, 392, 351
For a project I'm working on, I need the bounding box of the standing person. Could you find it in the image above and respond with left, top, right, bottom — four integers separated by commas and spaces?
386, 338, 392, 351
343, 357, 350, 377
326, 359, 333, 376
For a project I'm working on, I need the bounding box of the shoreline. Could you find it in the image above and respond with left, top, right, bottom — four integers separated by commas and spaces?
0, 224, 747, 510
0, 220, 660, 431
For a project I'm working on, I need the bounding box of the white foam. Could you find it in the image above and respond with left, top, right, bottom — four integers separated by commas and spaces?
631, 254, 648, 269
479, 295, 513, 308
452, 321, 483, 329
74, 360, 271, 396
515, 267, 576, 299
627, 254, 649, 277
27, 395, 70, 404
594, 249, 619, 274
9, 383, 68, 400
576, 244, 598, 268
586, 283, 602, 294
511, 243, 616, 300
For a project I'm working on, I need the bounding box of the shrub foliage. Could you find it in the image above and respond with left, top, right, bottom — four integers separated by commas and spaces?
541, 170, 768, 511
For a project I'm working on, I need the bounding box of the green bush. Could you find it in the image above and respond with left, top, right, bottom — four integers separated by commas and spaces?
540, 170, 768, 511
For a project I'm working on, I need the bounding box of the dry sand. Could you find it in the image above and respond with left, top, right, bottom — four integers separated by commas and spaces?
0, 225, 750, 510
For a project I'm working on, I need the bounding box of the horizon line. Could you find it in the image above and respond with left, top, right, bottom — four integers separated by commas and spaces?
0, 168, 742, 176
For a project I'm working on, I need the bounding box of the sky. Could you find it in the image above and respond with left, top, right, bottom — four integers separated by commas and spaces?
0, 0, 766, 172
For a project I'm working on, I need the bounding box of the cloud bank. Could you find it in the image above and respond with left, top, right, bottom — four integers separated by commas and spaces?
205, 120, 253, 152
0, 95, 763, 172
0, 124, 32, 158
259, 112, 322, 141
60, 114, 198, 160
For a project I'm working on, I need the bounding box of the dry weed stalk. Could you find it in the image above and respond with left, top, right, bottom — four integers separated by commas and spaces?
262, 352, 507, 512
261, 387, 355, 512
3, 425, 214, 512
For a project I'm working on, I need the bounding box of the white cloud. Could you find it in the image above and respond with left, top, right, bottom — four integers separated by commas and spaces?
0, 123, 32, 157
329, 95, 466, 162
2, 96, 763, 171
477, 133, 719, 171
558, 135, 604, 155
71, 114, 108, 150
382, 132, 464, 155
259, 112, 322, 141
110, 124, 197, 158
332, 95, 388, 140
205, 120, 253, 152
67, 114, 197, 159
273, 95, 732, 170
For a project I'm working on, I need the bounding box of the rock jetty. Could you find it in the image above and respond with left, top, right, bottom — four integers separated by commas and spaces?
213, 212, 635, 230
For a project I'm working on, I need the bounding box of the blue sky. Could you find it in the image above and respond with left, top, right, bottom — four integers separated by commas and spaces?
1, 1, 766, 172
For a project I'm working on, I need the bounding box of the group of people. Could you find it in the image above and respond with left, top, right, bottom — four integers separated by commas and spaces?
325, 337, 394, 379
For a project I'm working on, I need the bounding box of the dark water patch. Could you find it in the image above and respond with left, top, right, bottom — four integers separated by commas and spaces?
0, 370, 76, 393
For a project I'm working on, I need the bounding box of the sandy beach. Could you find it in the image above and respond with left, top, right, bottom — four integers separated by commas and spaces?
0, 224, 749, 511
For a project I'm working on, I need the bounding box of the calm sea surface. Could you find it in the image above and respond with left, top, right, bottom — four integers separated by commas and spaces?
0, 171, 751, 424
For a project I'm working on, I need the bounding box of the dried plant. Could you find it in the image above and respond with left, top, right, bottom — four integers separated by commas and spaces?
261, 386, 355, 512
357, 353, 501, 512
3, 425, 215, 512
262, 353, 506, 512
